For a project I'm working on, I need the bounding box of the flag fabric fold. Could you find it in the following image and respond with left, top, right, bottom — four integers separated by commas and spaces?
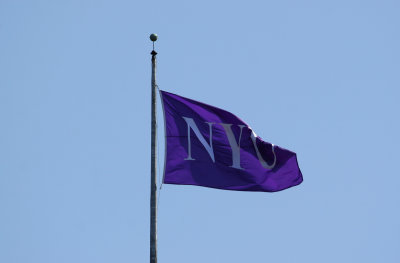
160, 90, 303, 192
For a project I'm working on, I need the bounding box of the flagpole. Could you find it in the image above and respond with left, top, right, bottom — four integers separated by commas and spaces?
150, 33, 158, 263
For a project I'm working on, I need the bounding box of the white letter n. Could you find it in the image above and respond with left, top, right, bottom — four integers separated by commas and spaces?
182, 117, 215, 162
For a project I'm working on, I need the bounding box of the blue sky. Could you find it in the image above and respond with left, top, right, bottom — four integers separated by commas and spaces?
1, 0, 399, 262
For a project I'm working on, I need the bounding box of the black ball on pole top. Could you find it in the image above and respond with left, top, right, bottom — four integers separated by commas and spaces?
150, 34, 158, 42
150, 34, 158, 54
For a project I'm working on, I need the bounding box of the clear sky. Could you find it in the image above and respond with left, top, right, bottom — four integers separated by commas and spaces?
1, 0, 399, 262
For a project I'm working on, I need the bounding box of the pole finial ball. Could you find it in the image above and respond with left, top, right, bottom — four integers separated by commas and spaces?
150, 34, 158, 42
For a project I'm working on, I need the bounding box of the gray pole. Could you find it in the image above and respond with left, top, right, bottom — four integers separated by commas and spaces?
150, 34, 158, 263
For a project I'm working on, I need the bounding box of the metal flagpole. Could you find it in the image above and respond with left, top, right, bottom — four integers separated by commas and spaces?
150, 33, 158, 263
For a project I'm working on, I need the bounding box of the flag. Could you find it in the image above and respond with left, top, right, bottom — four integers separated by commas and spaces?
160, 90, 303, 192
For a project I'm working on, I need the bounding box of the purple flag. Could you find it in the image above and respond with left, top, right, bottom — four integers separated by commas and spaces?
160, 90, 303, 192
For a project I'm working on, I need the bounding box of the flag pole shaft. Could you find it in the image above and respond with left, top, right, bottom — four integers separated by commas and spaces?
150, 49, 158, 263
